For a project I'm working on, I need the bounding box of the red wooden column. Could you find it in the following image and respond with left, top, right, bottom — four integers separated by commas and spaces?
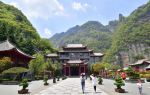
79, 65, 81, 75
84, 65, 85, 74
69, 65, 70, 76
64, 65, 66, 76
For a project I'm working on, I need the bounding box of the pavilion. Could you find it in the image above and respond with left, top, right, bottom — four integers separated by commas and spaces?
0, 40, 35, 68
129, 59, 150, 71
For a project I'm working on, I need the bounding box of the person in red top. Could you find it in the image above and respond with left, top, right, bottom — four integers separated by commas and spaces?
121, 72, 126, 80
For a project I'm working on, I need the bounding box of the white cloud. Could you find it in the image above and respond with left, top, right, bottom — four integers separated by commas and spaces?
6, 0, 66, 19
72, 2, 89, 12
41, 28, 52, 38
9, 2, 20, 8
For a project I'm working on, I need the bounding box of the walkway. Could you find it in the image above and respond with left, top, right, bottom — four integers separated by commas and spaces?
35, 78, 108, 95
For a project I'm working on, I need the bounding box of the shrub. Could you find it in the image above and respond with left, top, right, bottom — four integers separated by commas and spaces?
2, 67, 29, 81
19, 78, 28, 90
62, 75, 67, 80
98, 76, 103, 85
57, 76, 60, 81
114, 75, 125, 89
129, 72, 140, 80
0, 57, 12, 73
43, 75, 49, 85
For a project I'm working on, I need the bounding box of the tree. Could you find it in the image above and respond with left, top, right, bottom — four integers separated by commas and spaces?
0, 57, 12, 73
53, 62, 62, 77
114, 75, 125, 90
29, 54, 45, 75
92, 63, 105, 74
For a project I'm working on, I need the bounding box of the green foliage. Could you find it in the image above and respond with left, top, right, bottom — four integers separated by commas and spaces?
50, 21, 113, 52
62, 75, 67, 80
92, 63, 105, 74
0, 57, 12, 73
125, 67, 133, 75
43, 59, 54, 71
19, 78, 29, 90
43, 75, 49, 85
133, 54, 145, 61
29, 54, 62, 77
2, 67, 29, 74
103, 2, 150, 63
0, 1, 54, 55
53, 62, 62, 76
114, 75, 125, 89
108, 64, 121, 71
126, 67, 140, 80
98, 76, 103, 85
29, 54, 45, 75
129, 72, 140, 80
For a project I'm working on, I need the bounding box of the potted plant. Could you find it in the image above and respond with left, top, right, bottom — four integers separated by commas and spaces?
98, 76, 103, 85
53, 77, 56, 83
114, 75, 125, 93
43, 75, 49, 85
62, 75, 67, 80
145, 74, 150, 82
57, 76, 60, 81
18, 78, 29, 94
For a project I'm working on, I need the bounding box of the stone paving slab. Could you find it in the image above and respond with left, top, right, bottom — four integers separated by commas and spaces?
35, 78, 108, 95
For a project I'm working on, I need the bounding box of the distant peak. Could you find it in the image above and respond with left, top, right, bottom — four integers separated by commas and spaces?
85, 21, 102, 25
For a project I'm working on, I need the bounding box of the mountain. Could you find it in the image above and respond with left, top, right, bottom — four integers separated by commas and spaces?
103, 1, 150, 65
0, 1, 54, 55
50, 20, 119, 52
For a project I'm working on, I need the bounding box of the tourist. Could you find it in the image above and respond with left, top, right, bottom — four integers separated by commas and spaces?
80, 73, 85, 93
137, 79, 142, 95
121, 72, 126, 80
90, 74, 97, 93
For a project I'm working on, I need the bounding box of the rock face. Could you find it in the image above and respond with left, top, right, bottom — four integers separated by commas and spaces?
103, 1, 150, 66
51, 2, 150, 66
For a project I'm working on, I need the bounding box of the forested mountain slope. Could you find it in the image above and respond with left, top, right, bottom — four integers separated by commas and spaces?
103, 2, 150, 65
50, 21, 119, 52
0, 1, 54, 55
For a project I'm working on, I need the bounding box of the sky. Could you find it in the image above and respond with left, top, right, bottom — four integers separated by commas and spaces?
1, 0, 149, 38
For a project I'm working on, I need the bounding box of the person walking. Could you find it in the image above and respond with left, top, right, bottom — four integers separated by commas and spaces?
81, 73, 85, 94
90, 74, 97, 93
137, 79, 142, 95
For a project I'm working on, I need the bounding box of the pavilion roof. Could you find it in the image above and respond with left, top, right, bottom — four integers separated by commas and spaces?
0, 40, 35, 59
46, 53, 58, 57
129, 59, 150, 66
58, 49, 92, 53
64, 44, 86, 48
0, 40, 14, 51
146, 64, 150, 69
90, 53, 104, 57
67, 60, 83, 64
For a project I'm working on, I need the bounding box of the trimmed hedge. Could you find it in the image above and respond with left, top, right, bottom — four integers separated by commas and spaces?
2, 67, 29, 74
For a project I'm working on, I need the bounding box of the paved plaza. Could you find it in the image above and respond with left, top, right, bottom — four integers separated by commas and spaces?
97, 79, 150, 95
0, 78, 150, 95
35, 78, 108, 95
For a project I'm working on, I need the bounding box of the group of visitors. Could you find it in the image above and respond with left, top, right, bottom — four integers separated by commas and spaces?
80, 73, 97, 94
80, 73, 143, 95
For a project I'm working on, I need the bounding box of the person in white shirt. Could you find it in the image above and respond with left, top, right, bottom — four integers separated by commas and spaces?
137, 79, 142, 95
90, 74, 97, 93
